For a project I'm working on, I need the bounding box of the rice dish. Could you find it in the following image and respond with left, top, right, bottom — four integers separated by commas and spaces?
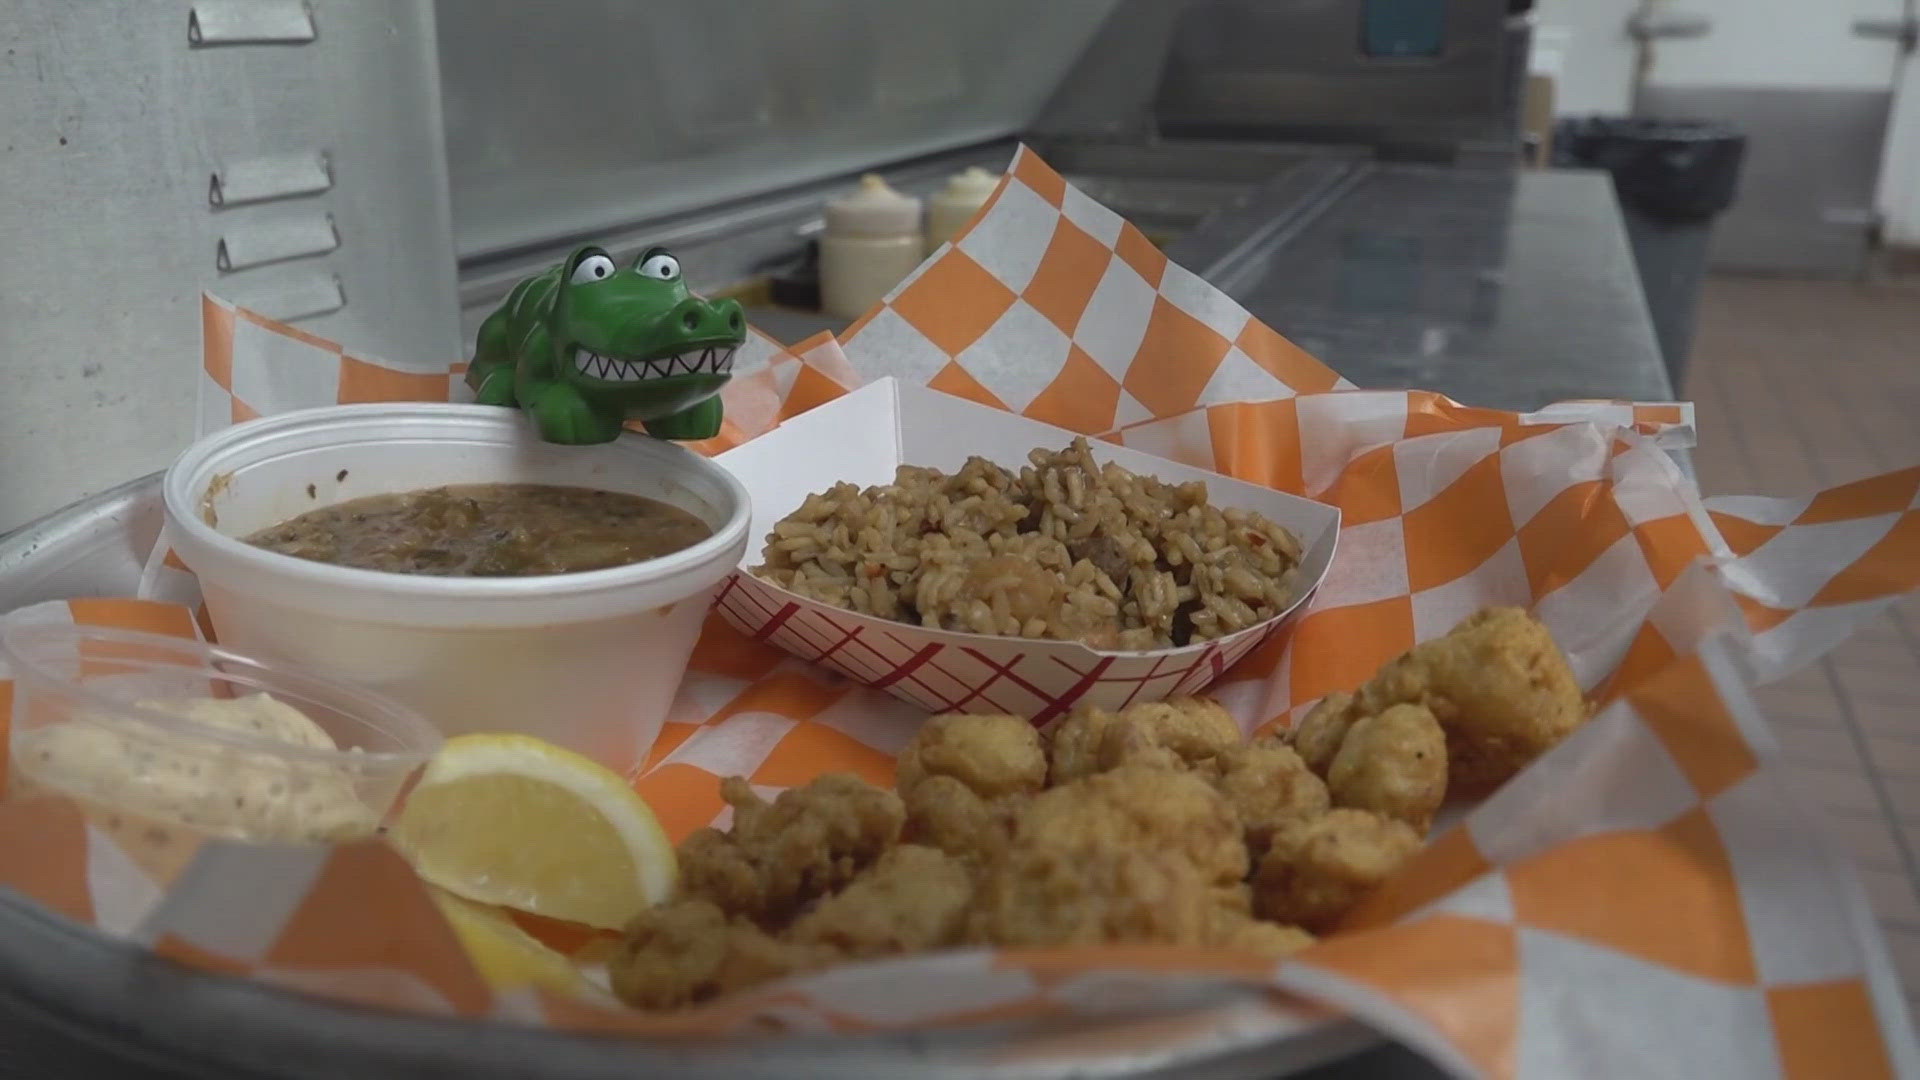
751, 438, 1303, 650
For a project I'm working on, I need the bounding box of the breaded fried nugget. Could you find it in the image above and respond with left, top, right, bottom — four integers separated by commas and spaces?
1213, 881, 1254, 915
1290, 691, 1357, 775
1369, 607, 1583, 793
611, 899, 822, 1010
1207, 739, 1331, 858
902, 774, 1023, 867
1204, 906, 1317, 959
1326, 703, 1446, 832
1092, 697, 1242, 773
1043, 704, 1122, 784
787, 845, 975, 959
673, 827, 762, 918
1092, 718, 1185, 773
1252, 809, 1421, 932
677, 774, 903, 924
1016, 764, 1248, 887
1292, 607, 1585, 796
969, 844, 1218, 948
895, 712, 1046, 800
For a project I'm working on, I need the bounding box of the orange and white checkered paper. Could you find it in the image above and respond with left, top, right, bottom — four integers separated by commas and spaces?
4, 145, 1918, 1077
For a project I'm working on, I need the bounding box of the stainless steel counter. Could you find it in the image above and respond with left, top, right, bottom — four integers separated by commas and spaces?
1176, 164, 1672, 410
745, 161, 1670, 413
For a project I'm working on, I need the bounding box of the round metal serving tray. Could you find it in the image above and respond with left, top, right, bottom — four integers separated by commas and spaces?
0, 476, 1436, 1080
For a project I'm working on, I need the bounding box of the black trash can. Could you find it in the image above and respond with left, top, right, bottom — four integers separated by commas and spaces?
1552, 117, 1747, 393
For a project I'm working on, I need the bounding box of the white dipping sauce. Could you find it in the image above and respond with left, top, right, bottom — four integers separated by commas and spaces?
15, 694, 379, 843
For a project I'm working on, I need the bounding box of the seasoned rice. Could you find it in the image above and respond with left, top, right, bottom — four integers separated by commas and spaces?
751, 438, 1304, 650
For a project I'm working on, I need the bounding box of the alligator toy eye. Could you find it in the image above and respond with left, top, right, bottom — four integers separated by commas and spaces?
570, 254, 616, 284
636, 252, 680, 281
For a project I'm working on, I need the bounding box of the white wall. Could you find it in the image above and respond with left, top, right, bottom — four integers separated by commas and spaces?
1643, 0, 1904, 90
1877, 51, 1920, 247
1531, 0, 1920, 249
1529, 0, 1638, 116
1534, 0, 1906, 105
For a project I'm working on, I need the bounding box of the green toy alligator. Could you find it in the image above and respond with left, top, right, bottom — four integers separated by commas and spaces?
466, 244, 747, 445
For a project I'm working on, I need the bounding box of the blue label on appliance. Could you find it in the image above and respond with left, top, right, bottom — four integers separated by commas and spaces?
1362, 0, 1446, 58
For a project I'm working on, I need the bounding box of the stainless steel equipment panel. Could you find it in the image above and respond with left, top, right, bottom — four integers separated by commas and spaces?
435, 0, 1117, 266
0, 1, 463, 533
1154, 0, 1522, 156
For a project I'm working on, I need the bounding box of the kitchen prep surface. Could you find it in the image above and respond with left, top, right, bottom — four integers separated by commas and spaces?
734, 157, 1668, 418
1172, 164, 1671, 412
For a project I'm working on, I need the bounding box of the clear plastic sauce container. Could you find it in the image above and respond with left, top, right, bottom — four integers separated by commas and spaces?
2, 623, 441, 873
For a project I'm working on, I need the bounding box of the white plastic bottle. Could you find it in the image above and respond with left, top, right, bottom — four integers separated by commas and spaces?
819, 174, 925, 320
924, 166, 998, 253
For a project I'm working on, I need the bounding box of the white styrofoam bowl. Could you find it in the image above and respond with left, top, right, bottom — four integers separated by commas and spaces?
162, 403, 750, 772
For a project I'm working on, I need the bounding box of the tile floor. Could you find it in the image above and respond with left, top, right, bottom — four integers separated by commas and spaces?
1683, 275, 1920, 1028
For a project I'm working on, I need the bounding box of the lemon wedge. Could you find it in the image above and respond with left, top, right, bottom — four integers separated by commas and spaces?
392, 734, 675, 930
427, 886, 606, 1000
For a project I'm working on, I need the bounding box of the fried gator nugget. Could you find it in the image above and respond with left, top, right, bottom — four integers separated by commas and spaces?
1290, 690, 1358, 777
787, 845, 975, 959
676, 773, 904, 924
895, 712, 1043, 866
970, 845, 1222, 948
1093, 697, 1242, 774
1204, 906, 1317, 959
1016, 764, 1248, 887
1252, 809, 1421, 933
1042, 703, 1122, 785
1295, 607, 1585, 797
611, 899, 824, 1010
1325, 703, 1446, 832
1207, 739, 1331, 858
902, 774, 1022, 867
968, 843, 1312, 956
970, 764, 1249, 947
1045, 696, 1242, 783
618, 818, 964, 1011
894, 711, 1046, 800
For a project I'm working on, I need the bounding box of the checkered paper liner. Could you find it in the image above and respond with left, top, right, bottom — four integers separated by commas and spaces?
0, 145, 1914, 1077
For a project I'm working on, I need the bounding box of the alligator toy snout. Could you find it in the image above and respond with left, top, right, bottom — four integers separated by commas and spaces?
656, 296, 743, 341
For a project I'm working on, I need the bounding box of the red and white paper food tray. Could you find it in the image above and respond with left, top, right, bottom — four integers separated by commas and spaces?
712, 377, 1340, 720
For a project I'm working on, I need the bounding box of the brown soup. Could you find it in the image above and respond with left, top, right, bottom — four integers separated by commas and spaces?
244, 483, 713, 577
